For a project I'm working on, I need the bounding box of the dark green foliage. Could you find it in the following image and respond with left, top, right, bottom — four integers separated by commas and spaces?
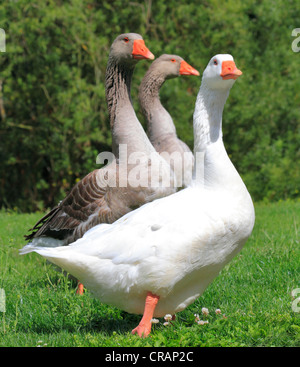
0, 0, 299, 211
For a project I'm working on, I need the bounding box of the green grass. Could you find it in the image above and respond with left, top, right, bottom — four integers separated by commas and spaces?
0, 201, 299, 347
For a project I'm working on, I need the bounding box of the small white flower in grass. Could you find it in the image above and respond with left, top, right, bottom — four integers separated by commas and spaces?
215, 308, 221, 315
164, 314, 172, 322
197, 320, 209, 325
36, 340, 47, 347
151, 318, 159, 324
194, 313, 200, 322
163, 322, 170, 326
201, 307, 209, 316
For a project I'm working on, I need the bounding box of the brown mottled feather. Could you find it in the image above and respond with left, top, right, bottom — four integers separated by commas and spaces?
25, 157, 172, 244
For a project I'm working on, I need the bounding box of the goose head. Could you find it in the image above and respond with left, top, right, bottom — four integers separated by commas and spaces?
202, 54, 242, 90
149, 54, 199, 80
109, 33, 155, 63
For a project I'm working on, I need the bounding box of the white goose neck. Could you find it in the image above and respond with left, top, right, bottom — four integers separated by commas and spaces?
193, 80, 230, 152
192, 80, 244, 191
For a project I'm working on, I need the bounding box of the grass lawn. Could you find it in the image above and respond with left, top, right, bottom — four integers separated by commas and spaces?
0, 201, 299, 347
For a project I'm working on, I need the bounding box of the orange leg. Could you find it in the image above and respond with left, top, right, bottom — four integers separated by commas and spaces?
76, 281, 84, 295
132, 292, 160, 338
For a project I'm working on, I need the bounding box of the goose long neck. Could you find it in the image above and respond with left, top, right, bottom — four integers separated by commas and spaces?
139, 72, 176, 142
193, 81, 229, 152
192, 81, 243, 191
105, 57, 154, 156
106, 57, 133, 126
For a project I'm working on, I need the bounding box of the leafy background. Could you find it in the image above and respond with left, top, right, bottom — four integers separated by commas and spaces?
0, 0, 299, 211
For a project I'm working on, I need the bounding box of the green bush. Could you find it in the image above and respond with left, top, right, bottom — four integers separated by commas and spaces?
0, 0, 299, 211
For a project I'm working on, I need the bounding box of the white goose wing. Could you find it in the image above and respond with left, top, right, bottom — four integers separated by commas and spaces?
21, 187, 235, 270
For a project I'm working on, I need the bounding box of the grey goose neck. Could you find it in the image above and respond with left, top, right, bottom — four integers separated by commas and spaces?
105, 55, 154, 157
139, 69, 176, 143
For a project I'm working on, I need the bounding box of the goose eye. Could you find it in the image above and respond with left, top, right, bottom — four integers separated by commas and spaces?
124, 37, 129, 43
213, 59, 218, 65
171, 59, 176, 63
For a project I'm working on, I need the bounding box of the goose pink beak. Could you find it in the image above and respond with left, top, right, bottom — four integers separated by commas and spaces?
179, 60, 200, 76
220, 60, 242, 80
132, 39, 155, 60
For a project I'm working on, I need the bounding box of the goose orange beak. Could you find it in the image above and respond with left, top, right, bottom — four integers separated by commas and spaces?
179, 60, 200, 76
220, 60, 242, 80
132, 39, 155, 60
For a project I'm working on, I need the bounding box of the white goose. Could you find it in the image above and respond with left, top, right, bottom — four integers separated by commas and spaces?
20, 54, 255, 338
